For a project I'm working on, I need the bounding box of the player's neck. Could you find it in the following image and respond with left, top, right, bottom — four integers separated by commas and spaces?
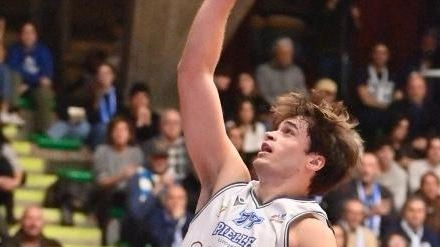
255, 178, 309, 204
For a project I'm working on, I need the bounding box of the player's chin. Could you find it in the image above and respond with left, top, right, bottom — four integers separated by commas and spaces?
252, 153, 270, 166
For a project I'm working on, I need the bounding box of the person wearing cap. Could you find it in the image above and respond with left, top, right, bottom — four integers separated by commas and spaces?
142, 109, 191, 182
121, 138, 175, 247
313, 77, 338, 103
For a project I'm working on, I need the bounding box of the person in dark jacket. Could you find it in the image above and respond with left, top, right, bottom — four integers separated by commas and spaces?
393, 196, 440, 247
145, 184, 192, 247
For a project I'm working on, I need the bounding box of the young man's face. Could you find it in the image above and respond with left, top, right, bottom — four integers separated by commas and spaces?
253, 116, 312, 181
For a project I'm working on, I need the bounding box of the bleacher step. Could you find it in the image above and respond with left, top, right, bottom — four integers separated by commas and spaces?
14, 188, 45, 205
11, 141, 32, 156
18, 157, 45, 173
9, 224, 101, 246
13, 206, 93, 227
24, 173, 57, 189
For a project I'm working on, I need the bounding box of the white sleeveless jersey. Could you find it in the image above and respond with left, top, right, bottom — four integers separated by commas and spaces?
182, 181, 329, 247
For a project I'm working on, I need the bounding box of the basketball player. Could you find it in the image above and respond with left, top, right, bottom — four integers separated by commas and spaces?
177, 0, 362, 246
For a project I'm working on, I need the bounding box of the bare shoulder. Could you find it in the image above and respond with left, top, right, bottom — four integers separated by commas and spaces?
288, 217, 336, 247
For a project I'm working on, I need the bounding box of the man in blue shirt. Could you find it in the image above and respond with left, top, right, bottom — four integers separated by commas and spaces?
7, 21, 54, 132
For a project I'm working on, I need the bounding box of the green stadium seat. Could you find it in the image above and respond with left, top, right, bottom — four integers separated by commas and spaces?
18, 96, 55, 111
30, 134, 82, 150
18, 96, 33, 110
56, 168, 94, 183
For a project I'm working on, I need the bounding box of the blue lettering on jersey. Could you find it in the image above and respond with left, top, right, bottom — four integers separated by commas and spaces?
212, 222, 256, 247
233, 210, 264, 229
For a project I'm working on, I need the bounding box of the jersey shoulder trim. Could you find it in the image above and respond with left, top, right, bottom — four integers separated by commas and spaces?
283, 211, 330, 247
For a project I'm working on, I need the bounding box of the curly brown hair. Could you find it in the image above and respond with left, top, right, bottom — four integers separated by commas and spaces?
272, 91, 362, 195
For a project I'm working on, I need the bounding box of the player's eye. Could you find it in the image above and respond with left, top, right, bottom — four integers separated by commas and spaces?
281, 126, 295, 136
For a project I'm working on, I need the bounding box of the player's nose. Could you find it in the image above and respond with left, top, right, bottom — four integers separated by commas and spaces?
264, 131, 275, 141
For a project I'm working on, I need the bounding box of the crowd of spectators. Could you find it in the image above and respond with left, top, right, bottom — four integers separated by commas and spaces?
0, 2, 439, 247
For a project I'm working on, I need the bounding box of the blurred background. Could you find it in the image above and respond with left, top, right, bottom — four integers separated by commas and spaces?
0, 1, 439, 247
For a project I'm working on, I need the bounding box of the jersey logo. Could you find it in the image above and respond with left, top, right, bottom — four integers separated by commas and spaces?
234, 196, 246, 206
233, 210, 264, 229
212, 222, 257, 247
270, 213, 286, 223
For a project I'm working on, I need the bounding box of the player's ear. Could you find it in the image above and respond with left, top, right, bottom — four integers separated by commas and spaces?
306, 153, 325, 172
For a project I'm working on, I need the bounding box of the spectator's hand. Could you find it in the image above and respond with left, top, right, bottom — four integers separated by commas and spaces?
136, 107, 152, 127
40, 77, 52, 88
394, 89, 404, 101
412, 137, 428, 152
18, 83, 29, 94
1, 102, 9, 113
0, 177, 19, 191
153, 174, 174, 195
370, 200, 392, 216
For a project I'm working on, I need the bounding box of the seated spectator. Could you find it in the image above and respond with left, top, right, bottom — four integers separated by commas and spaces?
0, 46, 22, 126
92, 117, 143, 244
143, 109, 191, 182
393, 196, 440, 247
408, 136, 440, 192
226, 124, 244, 155
322, 152, 395, 237
374, 140, 408, 211
233, 72, 270, 119
401, 29, 440, 80
144, 184, 193, 247
0, 129, 23, 223
6, 21, 54, 133
415, 172, 440, 235
7, 205, 62, 247
339, 198, 379, 247
121, 138, 174, 247
0, 45, 13, 110
386, 117, 414, 168
310, 0, 361, 82
226, 123, 258, 179
214, 73, 234, 121
382, 232, 409, 247
231, 99, 266, 162
354, 43, 399, 145
122, 83, 160, 143
387, 73, 440, 141
313, 77, 338, 103
251, 0, 312, 65
86, 63, 121, 149
256, 37, 307, 105
332, 224, 348, 247
46, 106, 90, 141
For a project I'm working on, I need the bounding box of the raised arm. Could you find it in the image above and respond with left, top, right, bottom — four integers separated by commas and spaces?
177, 0, 250, 207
